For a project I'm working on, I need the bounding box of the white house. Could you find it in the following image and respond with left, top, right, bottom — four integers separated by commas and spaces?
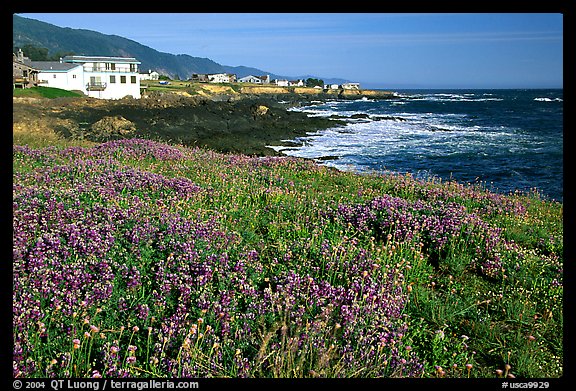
238, 75, 263, 84
288, 80, 304, 87
237, 75, 270, 84
257, 75, 270, 84
65, 56, 142, 99
342, 82, 361, 90
140, 69, 159, 81
324, 84, 340, 90
32, 55, 142, 99
274, 79, 289, 87
32, 61, 85, 92
208, 73, 236, 83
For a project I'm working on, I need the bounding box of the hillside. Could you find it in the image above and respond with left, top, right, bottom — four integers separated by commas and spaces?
12, 14, 347, 84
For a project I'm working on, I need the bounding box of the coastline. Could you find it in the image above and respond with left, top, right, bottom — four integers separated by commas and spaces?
13, 87, 394, 156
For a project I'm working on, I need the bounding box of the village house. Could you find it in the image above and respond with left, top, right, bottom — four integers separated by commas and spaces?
13, 49, 38, 88
273, 79, 289, 87
190, 73, 210, 82
206, 73, 236, 83
341, 82, 361, 90
257, 75, 270, 84
238, 75, 260, 83
191, 73, 237, 83
237, 75, 270, 84
18, 54, 143, 99
324, 83, 340, 90
288, 79, 304, 87
62, 55, 142, 99
31, 60, 85, 92
140, 69, 159, 81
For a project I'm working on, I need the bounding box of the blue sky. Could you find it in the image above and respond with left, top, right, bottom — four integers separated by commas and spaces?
17, 13, 563, 89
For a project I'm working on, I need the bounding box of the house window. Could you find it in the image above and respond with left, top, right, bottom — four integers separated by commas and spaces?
72, 75, 76, 79
90, 76, 102, 86
120, 76, 126, 84
110, 75, 116, 83
53, 74, 57, 78
131, 76, 136, 84
130, 64, 136, 72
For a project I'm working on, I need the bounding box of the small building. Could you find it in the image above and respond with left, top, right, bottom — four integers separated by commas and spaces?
31, 61, 85, 92
13, 52, 142, 99
65, 55, 142, 99
13, 49, 38, 88
324, 84, 340, 90
238, 75, 270, 84
273, 79, 289, 87
207, 73, 236, 83
238, 75, 263, 84
30, 55, 142, 99
257, 75, 270, 84
191, 73, 210, 82
288, 79, 304, 87
140, 69, 159, 81
342, 82, 361, 90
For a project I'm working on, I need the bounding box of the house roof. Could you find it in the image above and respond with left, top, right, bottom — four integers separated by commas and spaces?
29, 61, 82, 72
62, 55, 141, 64
13, 59, 35, 69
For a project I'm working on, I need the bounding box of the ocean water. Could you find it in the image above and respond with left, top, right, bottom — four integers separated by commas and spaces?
269, 89, 563, 202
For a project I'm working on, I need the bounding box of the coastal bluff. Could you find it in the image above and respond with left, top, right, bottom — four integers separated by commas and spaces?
238, 85, 396, 100
13, 92, 346, 156
141, 80, 396, 102
13, 82, 397, 156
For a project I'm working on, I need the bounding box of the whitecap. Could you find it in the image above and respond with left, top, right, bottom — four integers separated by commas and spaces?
534, 97, 563, 102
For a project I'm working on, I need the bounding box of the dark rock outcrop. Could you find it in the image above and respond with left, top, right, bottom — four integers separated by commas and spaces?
13, 94, 346, 156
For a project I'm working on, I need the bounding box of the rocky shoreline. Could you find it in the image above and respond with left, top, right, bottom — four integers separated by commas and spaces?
13, 89, 394, 156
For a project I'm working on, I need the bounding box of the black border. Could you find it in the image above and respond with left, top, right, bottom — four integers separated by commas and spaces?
7, 2, 573, 389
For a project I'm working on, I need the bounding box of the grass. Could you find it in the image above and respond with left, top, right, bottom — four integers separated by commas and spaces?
13, 86, 84, 99
12, 136, 563, 379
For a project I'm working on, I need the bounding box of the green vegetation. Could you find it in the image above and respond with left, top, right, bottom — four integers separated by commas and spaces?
13, 43, 74, 61
13, 135, 562, 379
13, 86, 84, 99
305, 78, 324, 88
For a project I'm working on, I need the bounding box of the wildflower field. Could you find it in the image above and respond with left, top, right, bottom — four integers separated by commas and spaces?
13, 138, 563, 378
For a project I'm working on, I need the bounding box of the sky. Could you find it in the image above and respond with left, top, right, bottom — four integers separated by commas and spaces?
17, 13, 563, 89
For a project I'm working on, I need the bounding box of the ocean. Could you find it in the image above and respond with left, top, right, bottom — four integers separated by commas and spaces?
269, 89, 563, 202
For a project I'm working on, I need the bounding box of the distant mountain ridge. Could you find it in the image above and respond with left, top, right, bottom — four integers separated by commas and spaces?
12, 14, 348, 85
